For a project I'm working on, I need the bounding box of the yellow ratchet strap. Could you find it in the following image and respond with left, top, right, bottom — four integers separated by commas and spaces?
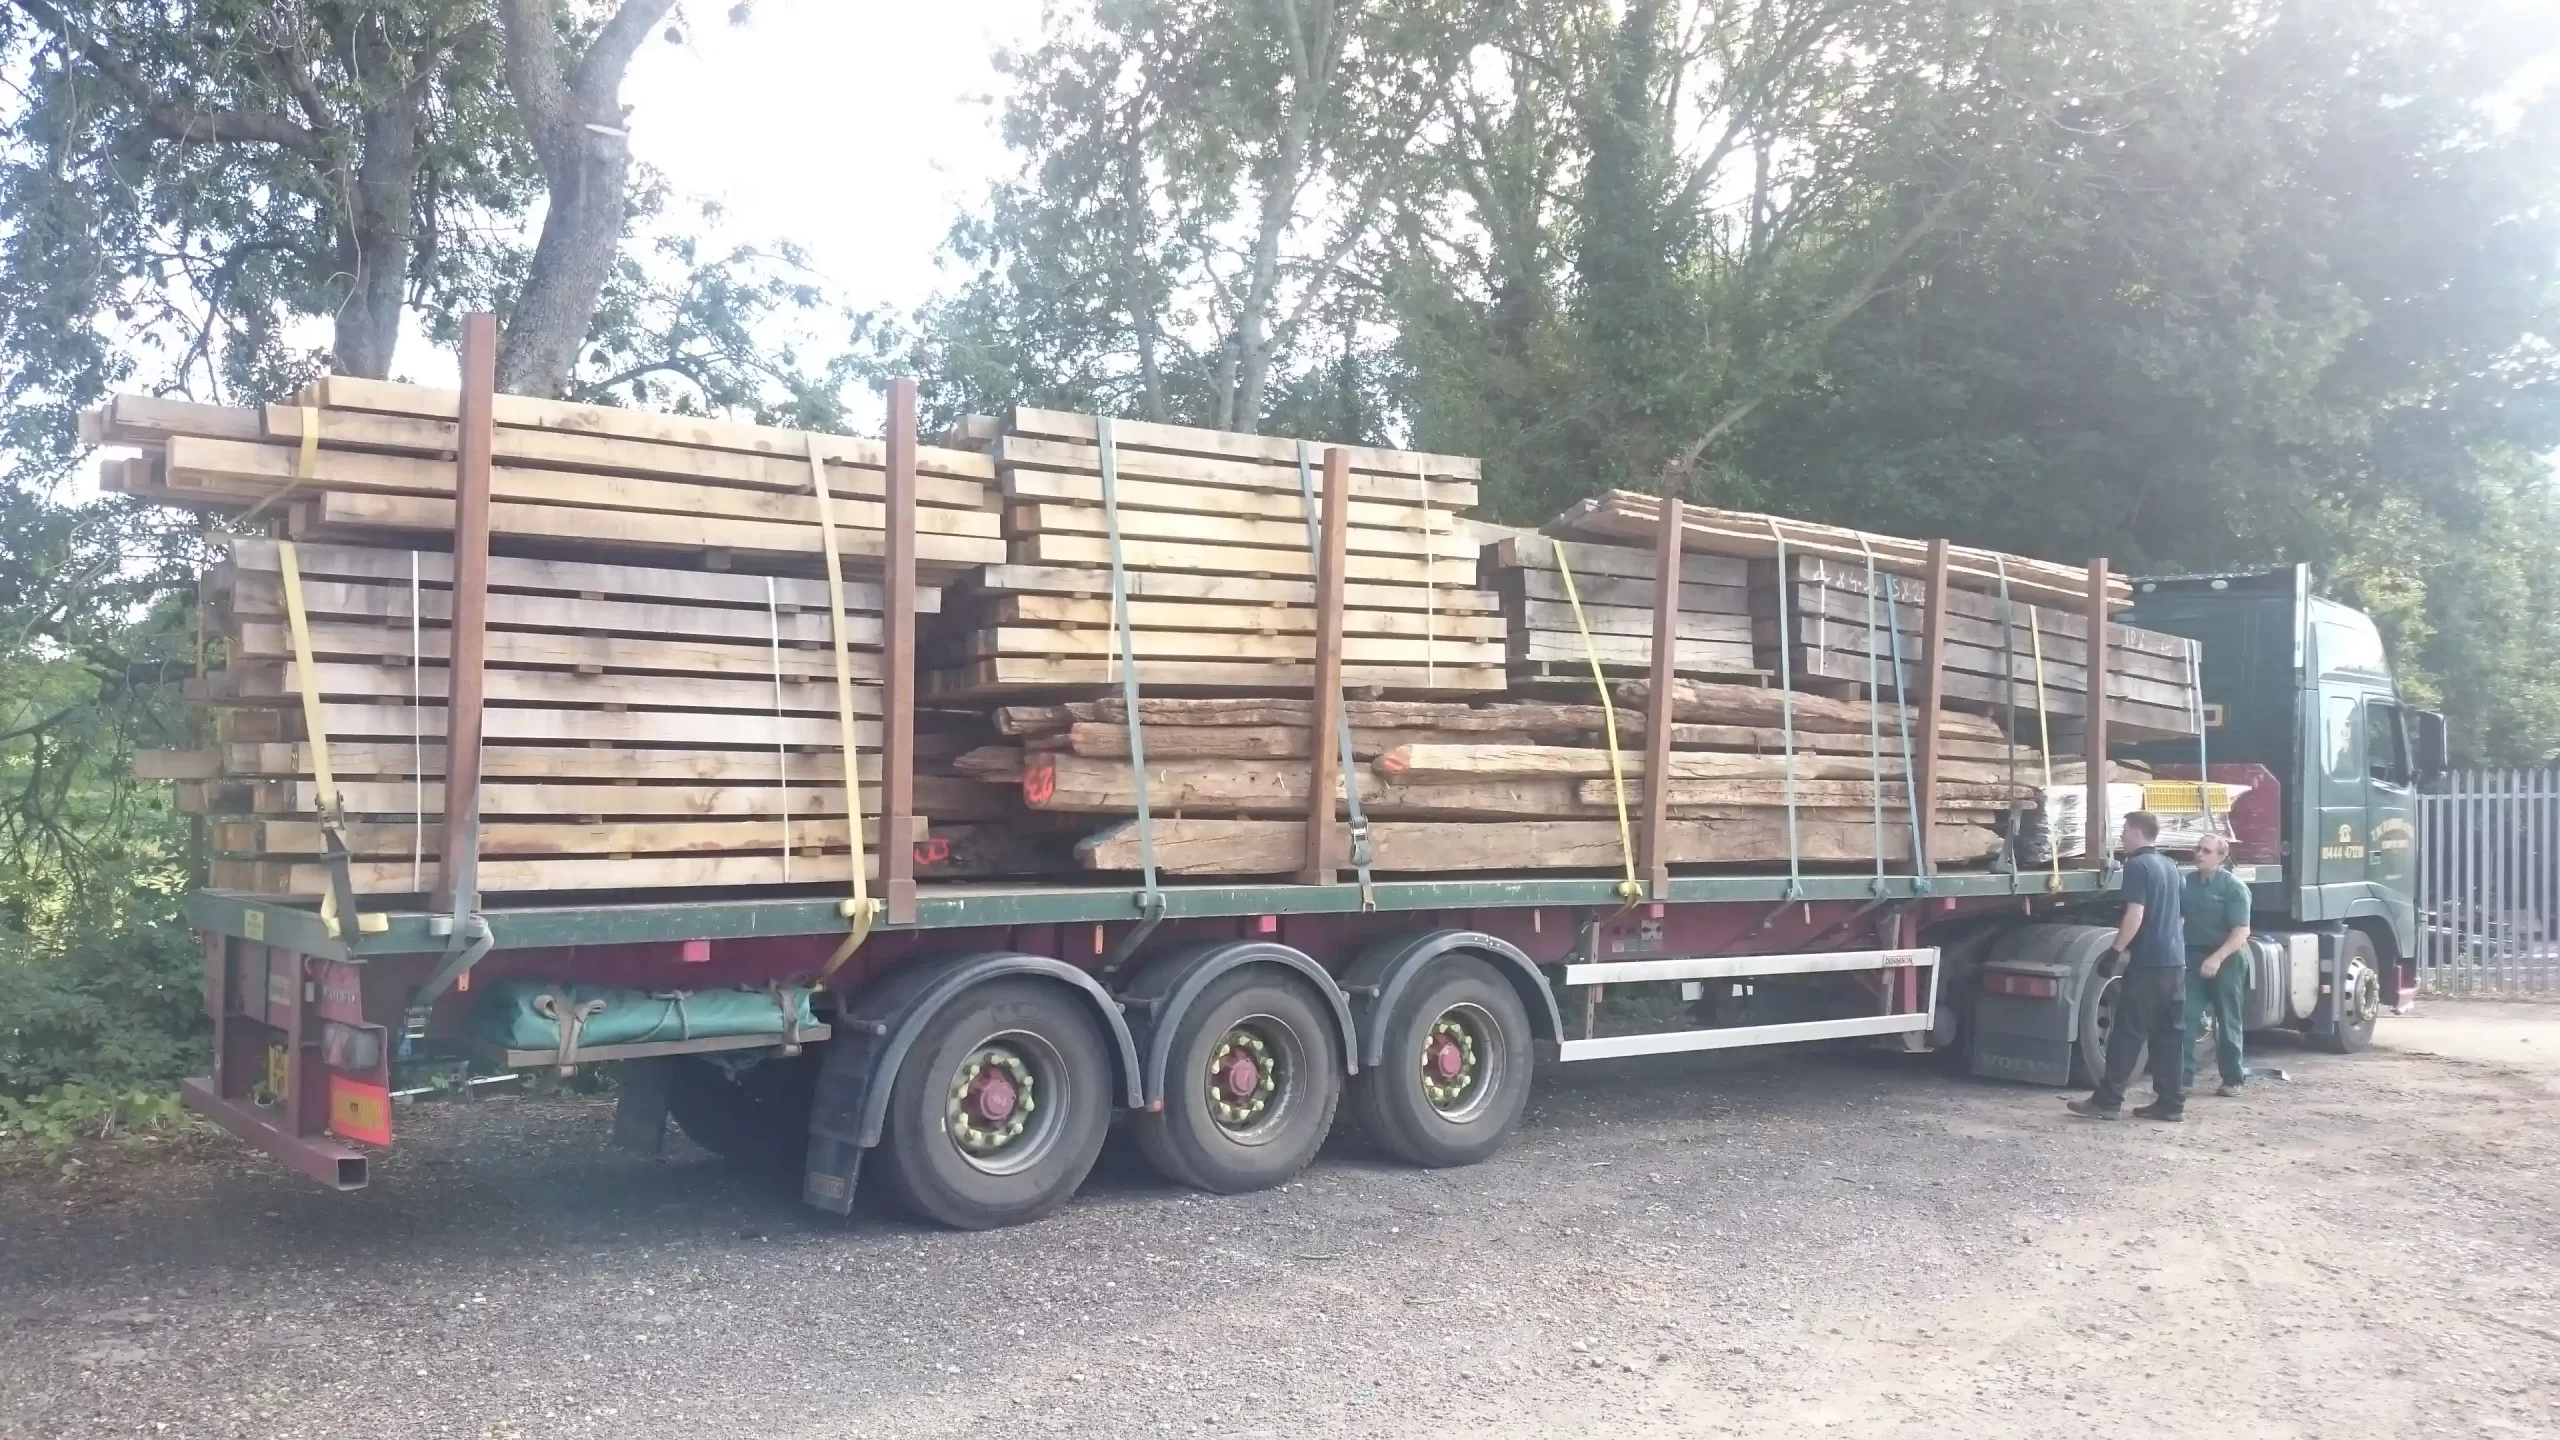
2028, 609, 2062, 893
805, 438, 882, 981
239, 405, 322, 527
275, 540, 384, 937
1550, 540, 1644, 902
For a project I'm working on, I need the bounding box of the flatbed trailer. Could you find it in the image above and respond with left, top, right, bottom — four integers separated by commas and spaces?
167, 343, 2403, 1229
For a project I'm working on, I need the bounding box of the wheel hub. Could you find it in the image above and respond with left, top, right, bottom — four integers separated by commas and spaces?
948, 1048, 1038, 1154
1420, 1017, 1479, 1108
1208, 1029, 1279, 1129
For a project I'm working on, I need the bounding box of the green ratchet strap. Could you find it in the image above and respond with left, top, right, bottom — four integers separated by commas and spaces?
1297, 441, 1375, 908
1859, 536, 1932, 893
1995, 557, 2020, 877
1763, 521, 1804, 900
1097, 417, 1166, 963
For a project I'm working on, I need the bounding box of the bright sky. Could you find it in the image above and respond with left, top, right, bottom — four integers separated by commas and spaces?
615, 0, 1046, 392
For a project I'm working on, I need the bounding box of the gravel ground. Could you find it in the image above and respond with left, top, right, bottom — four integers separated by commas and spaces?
5, 999, 2557, 1440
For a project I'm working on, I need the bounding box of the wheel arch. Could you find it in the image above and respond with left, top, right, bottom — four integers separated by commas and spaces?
1118, 940, 1359, 1109
1340, 929, 1563, 1070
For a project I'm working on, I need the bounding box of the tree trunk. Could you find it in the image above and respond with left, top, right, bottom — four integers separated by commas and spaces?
329, 83, 424, 379
496, 0, 675, 398
1223, 0, 1332, 433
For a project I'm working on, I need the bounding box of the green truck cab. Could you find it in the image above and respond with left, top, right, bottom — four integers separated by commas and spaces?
2123, 565, 2446, 1011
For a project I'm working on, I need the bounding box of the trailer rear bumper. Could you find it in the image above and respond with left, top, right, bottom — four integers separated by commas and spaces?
181, 1075, 369, 1191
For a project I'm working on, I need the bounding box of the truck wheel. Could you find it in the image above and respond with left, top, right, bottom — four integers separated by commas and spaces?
1135, 969, 1342, 1193
2070, 965, 2123, 1090
668, 1053, 815, 1171
876, 979, 1113, 1230
2313, 931, 2381, 1054
1349, 955, 1532, 1168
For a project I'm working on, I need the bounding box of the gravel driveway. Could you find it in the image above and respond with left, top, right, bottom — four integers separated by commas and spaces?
5, 1000, 2556, 1439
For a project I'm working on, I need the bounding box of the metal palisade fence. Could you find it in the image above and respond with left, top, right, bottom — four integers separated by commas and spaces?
2417, 770, 2560, 995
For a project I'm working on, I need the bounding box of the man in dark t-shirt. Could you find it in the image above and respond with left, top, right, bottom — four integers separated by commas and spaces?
2067, 811, 2188, 1121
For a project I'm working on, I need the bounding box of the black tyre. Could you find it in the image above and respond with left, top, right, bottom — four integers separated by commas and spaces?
667, 1052, 816, 1171
876, 979, 1113, 1230
1349, 955, 1533, 1168
2070, 963, 2123, 1090
1134, 969, 1343, 1194
2312, 930, 2381, 1055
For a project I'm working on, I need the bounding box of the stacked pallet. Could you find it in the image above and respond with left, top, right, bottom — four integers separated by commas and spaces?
978, 685, 2040, 876
926, 409, 1507, 696
99, 378, 1003, 899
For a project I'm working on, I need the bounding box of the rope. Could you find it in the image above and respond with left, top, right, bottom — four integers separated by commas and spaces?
1860, 535, 1932, 890
1765, 521, 1805, 899
1549, 540, 1643, 902
1299, 442, 1374, 907
2028, 608, 2062, 891
804, 438, 879, 983
1097, 417, 1163, 921
768, 576, 791, 883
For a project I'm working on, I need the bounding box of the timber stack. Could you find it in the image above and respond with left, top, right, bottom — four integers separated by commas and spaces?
100, 376, 1003, 899
926, 409, 1507, 696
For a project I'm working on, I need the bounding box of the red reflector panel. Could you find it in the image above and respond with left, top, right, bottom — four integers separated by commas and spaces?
1984, 971, 2061, 999
328, 1076, 392, 1147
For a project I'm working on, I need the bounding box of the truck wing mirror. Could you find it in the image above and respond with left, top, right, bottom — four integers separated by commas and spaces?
2412, 709, 2449, 790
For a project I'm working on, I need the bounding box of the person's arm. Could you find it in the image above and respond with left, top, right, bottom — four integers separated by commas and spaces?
2111, 902, 2145, 962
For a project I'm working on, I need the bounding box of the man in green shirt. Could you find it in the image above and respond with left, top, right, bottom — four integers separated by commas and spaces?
2183, 833, 2254, 1096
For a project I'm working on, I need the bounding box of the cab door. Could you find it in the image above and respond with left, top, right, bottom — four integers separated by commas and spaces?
2312, 689, 2368, 891
2363, 697, 2415, 894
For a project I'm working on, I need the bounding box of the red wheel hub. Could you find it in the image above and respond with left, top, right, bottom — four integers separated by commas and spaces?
967, 1068, 1019, 1123
1216, 1050, 1263, 1099
1426, 1033, 1467, 1081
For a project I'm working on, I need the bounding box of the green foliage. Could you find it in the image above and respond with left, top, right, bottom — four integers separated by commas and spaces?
0, 1083, 198, 1162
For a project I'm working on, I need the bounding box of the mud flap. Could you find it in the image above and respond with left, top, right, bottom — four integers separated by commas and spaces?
1969, 989, 2076, 1087
611, 1057, 673, 1155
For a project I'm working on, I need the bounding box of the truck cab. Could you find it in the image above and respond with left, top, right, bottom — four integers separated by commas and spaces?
2122, 565, 2445, 1016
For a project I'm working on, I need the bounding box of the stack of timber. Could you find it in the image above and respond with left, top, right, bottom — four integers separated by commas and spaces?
93, 376, 1000, 900
90, 382, 1006, 575
1484, 533, 1763, 682
154, 536, 924, 896
926, 409, 1508, 696
1539, 490, 2198, 742
985, 686, 2041, 877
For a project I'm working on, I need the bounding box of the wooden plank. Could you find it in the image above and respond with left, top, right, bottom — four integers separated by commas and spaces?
1780, 564, 2189, 673
995, 434, 1478, 510
1023, 754, 1600, 819
1058, 697, 1601, 729
1577, 778, 2034, 809
1015, 534, 1476, 588
969, 626, 1502, 667
223, 849, 893, 896
1009, 499, 1485, 564
209, 661, 855, 717
259, 780, 870, 819
313, 374, 998, 479
221, 536, 928, 613
232, 815, 915, 858
133, 749, 221, 780
292, 489, 1003, 570
98, 394, 267, 445
1790, 646, 2197, 739
1615, 678, 2012, 742
2084, 559, 2112, 864
1502, 566, 1746, 615
224, 742, 886, 783
930, 656, 1507, 695
220, 573, 883, 648
1492, 534, 1751, 586
1001, 460, 1478, 529
1772, 612, 2195, 702
229, 619, 876, 682
1006, 407, 1483, 483
169, 436, 1003, 539
1057, 723, 1544, 760
1507, 597, 1750, 642
963, 564, 1498, 615
1379, 744, 1892, 784
240, 702, 881, 749
1074, 816, 2003, 875
1508, 630, 1757, 673
988, 593, 1505, 640
256, 404, 990, 506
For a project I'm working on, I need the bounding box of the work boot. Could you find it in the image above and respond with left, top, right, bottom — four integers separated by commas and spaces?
2131, 1101, 2183, 1122
2216, 1082, 2245, 1098
2064, 1097, 2120, 1120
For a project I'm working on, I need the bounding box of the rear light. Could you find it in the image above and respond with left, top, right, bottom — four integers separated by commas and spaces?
1983, 971, 2061, 999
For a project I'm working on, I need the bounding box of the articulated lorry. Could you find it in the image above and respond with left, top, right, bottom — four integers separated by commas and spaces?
177, 524, 2439, 1231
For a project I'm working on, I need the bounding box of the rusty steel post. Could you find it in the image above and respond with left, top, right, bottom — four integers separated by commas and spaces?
882, 379, 920, 922
1639, 497, 1685, 897
1298, 447, 1353, 885
438, 313, 496, 904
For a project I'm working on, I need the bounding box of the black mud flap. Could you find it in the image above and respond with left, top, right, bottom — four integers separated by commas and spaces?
1969, 990, 2075, 1087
